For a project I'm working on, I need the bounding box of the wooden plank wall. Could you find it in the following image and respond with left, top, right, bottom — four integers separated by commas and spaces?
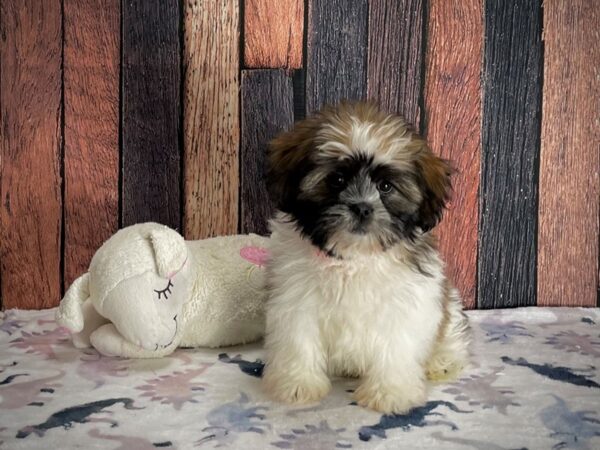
306, 0, 368, 112
63, 0, 120, 287
240, 71, 295, 235
424, 0, 482, 309
1, 1, 63, 309
538, 1, 599, 307
244, 0, 303, 69
1, 1, 598, 310
184, 0, 239, 239
121, 0, 181, 230
479, 1, 543, 308
367, 0, 423, 129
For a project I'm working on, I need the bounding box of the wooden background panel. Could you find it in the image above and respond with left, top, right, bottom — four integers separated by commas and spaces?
292, 70, 307, 121
306, 0, 368, 113
479, 1, 542, 309
0, 0, 63, 309
538, 1, 600, 306
184, 0, 239, 239
121, 0, 181, 229
424, 0, 483, 309
241, 70, 295, 235
63, 0, 120, 287
367, 0, 423, 129
244, 0, 304, 69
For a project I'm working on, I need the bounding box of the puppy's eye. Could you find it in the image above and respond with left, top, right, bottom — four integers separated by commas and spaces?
377, 180, 394, 194
154, 280, 173, 300
329, 173, 346, 189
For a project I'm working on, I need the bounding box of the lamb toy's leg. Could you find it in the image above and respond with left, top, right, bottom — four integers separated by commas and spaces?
71, 299, 109, 349
90, 324, 179, 358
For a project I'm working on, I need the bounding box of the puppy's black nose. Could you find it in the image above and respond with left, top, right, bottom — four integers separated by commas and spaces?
350, 202, 373, 221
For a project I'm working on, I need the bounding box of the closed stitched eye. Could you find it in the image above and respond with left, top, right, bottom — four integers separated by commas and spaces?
154, 280, 174, 300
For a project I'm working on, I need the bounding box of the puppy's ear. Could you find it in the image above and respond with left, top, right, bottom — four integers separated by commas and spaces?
414, 143, 453, 232
267, 117, 319, 210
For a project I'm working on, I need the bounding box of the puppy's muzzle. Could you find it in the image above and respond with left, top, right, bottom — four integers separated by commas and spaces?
350, 202, 373, 220
349, 202, 374, 230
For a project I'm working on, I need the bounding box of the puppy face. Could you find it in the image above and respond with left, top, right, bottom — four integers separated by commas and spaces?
267, 101, 451, 257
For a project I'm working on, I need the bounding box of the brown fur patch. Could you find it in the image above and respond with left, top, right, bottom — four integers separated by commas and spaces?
267, 101, 453, 249
267, 114, 322, 207
413, 140, 453, 231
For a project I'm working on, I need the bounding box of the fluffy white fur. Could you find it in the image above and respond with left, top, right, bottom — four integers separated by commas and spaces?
263, 214, 470, 414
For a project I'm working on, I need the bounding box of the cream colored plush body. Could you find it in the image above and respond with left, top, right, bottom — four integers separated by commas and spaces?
56, 223, 268, 358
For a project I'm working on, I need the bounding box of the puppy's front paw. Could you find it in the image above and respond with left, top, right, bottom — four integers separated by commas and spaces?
263, 368, 331, 404
353, 381, 427, 414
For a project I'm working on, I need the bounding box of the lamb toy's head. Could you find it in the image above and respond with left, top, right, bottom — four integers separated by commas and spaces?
56, 223, 194, 351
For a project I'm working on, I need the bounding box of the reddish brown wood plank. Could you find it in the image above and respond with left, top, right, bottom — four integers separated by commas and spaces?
184, 0, 239, 239
244, 0, 304, 69
423, 0, 483, 309
367, 0, 423, 129
0, 0, 63, 309
538, 1, 600, 306
64, 0, 119, 287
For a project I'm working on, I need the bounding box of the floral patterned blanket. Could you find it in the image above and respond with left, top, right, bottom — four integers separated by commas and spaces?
1, 307, 599, 449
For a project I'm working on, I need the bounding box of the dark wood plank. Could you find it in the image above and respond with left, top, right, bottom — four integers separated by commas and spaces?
183, 0, 239, 239
292, 70, 306, 122
538, 1, 600, 306
241, 70, 295, 235
0, 0, 62, 309
367, 0, 424, 129
424, 0, 483, 309
478, 1, 543, 309
64, 0, 120, 287
306, 0, 368, 113
244, 0, 304, 69
122, 0, 181, 229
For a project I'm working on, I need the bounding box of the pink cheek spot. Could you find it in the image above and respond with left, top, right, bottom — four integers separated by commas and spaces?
166, 257, 188, 279
240, 246, 271, 267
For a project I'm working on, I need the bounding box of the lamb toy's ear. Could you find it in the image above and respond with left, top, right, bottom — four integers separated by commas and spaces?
55, 272, 90, 332
148, 226, 187, 277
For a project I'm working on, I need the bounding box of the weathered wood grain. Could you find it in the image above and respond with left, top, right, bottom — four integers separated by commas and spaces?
538, 1, 600, 306
306, 0, 368, 113
478, 1, 543, 309
122, 0, 181, 229
244, 0, 304, 69
424, 0, 483, 309
0, 0, 63, 309
63, 0, 120, 287
241, 70, 295, 235
292, 70, 306, 121
184, 0, 239, 239
367, 0, 424, 129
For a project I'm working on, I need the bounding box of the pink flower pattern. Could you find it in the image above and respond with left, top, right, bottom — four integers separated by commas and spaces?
9, 327, 69, 359
136, 363, 212, 410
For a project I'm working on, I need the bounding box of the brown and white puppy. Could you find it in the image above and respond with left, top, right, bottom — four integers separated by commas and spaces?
262, 101, 470, 414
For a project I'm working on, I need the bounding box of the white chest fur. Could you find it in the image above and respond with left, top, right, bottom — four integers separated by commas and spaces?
266, 218, 445, 377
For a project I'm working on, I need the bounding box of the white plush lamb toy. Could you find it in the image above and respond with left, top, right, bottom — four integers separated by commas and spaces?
56, 223, 269, 358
